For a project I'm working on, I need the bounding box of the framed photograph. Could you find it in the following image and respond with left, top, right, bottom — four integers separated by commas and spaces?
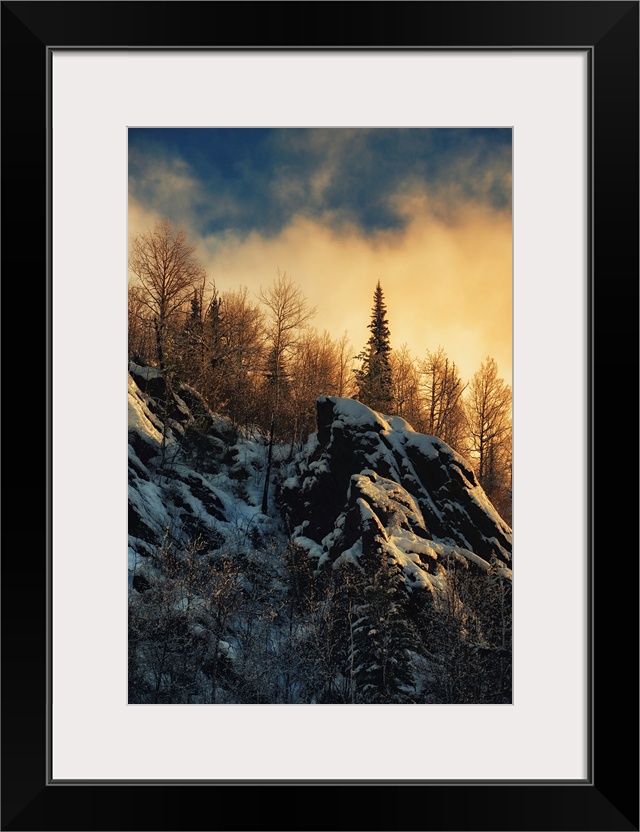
2, 2, 637, 830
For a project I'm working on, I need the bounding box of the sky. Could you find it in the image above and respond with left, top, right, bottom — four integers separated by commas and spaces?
128, 128, 512, 385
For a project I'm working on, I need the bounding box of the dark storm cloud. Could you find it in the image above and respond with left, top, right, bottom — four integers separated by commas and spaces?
128, 128, 512, 238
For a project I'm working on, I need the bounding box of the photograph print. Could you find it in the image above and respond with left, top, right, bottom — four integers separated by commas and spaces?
127, 127, 513, 705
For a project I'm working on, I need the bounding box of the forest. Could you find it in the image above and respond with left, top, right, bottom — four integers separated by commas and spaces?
128, 218, 513, 704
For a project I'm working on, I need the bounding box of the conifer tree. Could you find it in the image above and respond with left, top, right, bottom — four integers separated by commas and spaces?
179, 287, 205, 387
355, 281, 394, 413
350, 555, 417, 703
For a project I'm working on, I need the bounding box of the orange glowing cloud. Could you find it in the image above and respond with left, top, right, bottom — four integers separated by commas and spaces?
129, 159, 512, 388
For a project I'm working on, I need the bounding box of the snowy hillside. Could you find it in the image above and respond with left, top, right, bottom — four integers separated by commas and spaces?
128, 364, 512, 704
128, 363, 279, 584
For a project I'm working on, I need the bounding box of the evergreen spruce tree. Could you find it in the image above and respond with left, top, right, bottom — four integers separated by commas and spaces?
355, 281, 394, 412
263, 344, 289, 395
350, 554, 417, 703
180, 288, 204, 386
200, 288, 223, 407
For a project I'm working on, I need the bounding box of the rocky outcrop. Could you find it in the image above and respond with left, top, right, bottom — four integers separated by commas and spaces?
279, 397, 512, 589
127, 365, 268, 570
128, 367, 512, 602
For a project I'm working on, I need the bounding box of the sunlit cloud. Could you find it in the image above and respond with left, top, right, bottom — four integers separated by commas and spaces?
128, 128, 512, 386
196, 203, 511, 384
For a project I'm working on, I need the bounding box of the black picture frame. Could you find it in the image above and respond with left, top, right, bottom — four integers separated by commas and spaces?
2, 2, 638, 830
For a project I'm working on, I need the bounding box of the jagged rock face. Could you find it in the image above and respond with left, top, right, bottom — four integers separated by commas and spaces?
129, 364, 512, 608
128, 369, 230, 560
127, 365, 269, 577
279, 397, 512, 588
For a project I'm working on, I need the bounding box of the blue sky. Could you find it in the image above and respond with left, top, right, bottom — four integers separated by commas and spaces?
128, 128, 512, 383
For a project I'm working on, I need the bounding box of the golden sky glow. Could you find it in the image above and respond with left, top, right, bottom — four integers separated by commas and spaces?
129, 128, 512, 387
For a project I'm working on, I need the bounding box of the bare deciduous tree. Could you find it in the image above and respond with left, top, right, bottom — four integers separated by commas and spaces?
336, 330, 356, 398
128, 284, 155, 364
129, 218, 206, 372
288, 328, 342, 451
215, 287, 265, 428
258, 271, 316, 512
420, 346, 467, 451
463, 356, 512, 522
390, 343, 422, 428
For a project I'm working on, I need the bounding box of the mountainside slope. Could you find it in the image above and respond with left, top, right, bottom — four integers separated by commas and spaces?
128, 365, 512, 704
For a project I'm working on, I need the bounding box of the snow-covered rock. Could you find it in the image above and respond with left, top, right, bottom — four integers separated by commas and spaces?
279, 396, 512, 589
128, 365, 270, 567
128, 369, 511, 603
